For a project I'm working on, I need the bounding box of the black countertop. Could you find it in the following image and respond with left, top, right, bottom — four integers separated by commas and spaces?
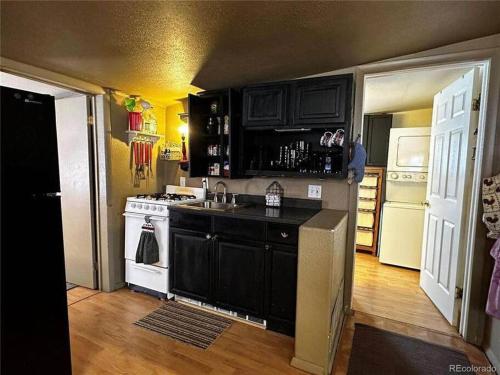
168, 195, 321, 225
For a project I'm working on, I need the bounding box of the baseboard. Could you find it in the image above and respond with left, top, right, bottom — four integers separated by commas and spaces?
485, 347, 499, 374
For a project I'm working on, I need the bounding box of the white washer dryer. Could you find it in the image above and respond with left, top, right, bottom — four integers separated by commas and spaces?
378, 127, 431, 269
379, 202, 425, 269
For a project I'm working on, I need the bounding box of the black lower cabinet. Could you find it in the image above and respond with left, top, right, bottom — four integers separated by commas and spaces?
169, 212, 299, 336
266, 245, 297, 335
214, 240, 265, 316
169, 229, 212, 302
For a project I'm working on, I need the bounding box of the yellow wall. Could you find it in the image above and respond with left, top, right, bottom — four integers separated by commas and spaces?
391, 108, 433, 128
105, 91, 167, 289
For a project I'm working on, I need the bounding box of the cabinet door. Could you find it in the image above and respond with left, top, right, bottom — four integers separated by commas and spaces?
291, 76, 349, 126
242, 85, 288, 128
266, 245, 297, 335
363, 114, 392, 166
214, 240, 265, 316
187, 93, 206, 177
169, 229, 212, 302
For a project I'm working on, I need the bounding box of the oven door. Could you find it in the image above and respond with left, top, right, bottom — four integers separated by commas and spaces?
124, 213, 168, 267
387, 128, 431, 172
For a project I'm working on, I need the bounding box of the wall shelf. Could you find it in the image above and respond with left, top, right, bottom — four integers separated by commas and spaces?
126, 130, 163, 145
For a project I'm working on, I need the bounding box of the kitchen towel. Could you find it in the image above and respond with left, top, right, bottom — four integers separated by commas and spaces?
136, 225, 159, 265
486, 238, 500, 319
348, 142, 367, 184
482, 173, 500, 239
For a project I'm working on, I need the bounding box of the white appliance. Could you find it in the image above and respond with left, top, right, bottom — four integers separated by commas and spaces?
379, 127, 431, 269
123, 185, 205, 298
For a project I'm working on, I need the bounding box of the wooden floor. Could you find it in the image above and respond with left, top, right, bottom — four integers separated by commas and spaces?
67, 287, 493, 375
352, 252, 458, 336
67, 286, 100, 306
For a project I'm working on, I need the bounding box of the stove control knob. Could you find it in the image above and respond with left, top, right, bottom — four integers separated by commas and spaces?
391, 173, 398, 180
131, 203, 136, 208
407, 174, 412, 179
144, 204, 149, 210
158, 207, 164, 212
137, 204, 143, 209
151, 206, 157, 211
420, 175, 426, 180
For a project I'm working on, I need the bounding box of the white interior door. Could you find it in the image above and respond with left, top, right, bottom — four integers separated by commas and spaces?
420, 68, 479, 325
56, 96, 97, 289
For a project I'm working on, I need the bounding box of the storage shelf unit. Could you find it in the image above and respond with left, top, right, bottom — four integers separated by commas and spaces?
356, 167, 384, 255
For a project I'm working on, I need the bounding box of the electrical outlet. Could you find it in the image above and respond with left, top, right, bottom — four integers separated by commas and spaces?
180, 177, 186, 187
308, 184, 322, 199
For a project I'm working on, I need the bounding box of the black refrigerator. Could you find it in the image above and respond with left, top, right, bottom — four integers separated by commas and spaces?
1, 86, 72, 374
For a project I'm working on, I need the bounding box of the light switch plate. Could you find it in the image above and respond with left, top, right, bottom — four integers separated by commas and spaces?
180, 177, 186, 187
308, 184, 322, 199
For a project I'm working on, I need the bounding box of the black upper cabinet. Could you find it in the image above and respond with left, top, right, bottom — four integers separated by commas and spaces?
214, 240, 265, 316
188, 89, 241, 178
291, 76, 349, 126
242, 84, 288, 128
169, 229, 212, 302
363, 114, 393, 166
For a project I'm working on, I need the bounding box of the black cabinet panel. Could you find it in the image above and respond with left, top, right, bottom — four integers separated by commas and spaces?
242, 84, 288, 127
213, 217, 266, 242
215, 241, 265, 316
363, 114, 392, 166
170, 229, 212, 301
267, 223, 298, 246
292, 76, 349, 126
169, 211, 211, 233
266, 245, 297, 335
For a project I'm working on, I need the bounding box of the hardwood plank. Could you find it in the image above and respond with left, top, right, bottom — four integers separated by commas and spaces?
67, 286, 100, 306
352, 252, 458, 336
68, 288, 306, 375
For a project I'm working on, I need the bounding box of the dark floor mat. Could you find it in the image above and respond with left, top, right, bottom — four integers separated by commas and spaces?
347, 323, 474, 375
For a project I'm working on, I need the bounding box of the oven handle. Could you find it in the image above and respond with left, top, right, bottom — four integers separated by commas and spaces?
122, 213, 167, 221
132, 264, 162, 274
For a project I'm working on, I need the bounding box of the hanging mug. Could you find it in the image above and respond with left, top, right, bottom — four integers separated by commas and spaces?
332, 129, 345, 147
320, 131, 334, 147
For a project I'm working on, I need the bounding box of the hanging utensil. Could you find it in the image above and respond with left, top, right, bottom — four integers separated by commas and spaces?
133, 141, 140, 186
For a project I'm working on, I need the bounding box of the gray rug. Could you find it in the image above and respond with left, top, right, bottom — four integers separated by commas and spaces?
347, 323, 474, 375
134, 300, 232, 349
66, 282, 77, 291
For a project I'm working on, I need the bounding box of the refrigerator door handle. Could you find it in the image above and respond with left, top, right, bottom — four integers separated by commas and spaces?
31, 192, 62, 198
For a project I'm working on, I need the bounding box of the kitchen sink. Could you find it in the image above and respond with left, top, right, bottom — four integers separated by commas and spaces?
180, 201, 251, 211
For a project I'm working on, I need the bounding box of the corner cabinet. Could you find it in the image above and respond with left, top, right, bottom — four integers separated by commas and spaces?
169, 211, 300, 336
242, 84, 288, 128
291, 76, 349, 126
363, 114, 392, 166
188, 89, 241, 178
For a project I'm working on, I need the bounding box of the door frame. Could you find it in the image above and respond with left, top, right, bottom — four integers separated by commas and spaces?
0, 62, 105, 291
347, 51, 497, 344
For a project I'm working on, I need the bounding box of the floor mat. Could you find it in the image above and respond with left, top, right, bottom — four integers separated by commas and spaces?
66, 282, 77, 291
134, 300, 232, 349
347, 323, 474, 374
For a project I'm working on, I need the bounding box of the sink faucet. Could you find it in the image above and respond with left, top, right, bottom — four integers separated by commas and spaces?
213, 181, 227, 203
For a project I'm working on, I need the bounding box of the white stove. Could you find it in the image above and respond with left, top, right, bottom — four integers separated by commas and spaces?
123, 185, 205, 298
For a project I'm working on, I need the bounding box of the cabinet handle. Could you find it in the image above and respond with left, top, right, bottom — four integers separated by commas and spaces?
206, 234, 212, 240
265, 244, 271, 251
280, 232, 289, 238
212, 234, 218, 241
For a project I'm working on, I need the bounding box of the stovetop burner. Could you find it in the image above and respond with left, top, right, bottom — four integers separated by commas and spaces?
136, 193, 197, 201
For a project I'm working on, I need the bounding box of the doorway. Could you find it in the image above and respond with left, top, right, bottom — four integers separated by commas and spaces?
353, 63, 484, 336
0, 72, 99, 292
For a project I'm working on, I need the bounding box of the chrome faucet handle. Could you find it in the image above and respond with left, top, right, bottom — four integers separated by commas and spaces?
213, 193, 219, 203
231, 194, 238, 204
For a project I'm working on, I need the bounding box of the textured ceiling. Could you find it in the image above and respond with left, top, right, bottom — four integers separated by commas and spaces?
1, 2, 500, 105
363, 67, 471, 113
